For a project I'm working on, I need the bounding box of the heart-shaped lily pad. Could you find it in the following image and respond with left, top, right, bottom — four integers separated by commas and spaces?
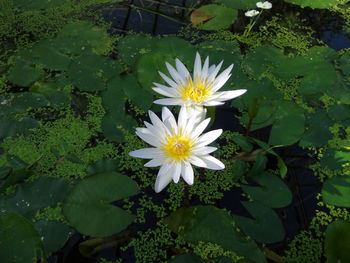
62, 172, 139, 237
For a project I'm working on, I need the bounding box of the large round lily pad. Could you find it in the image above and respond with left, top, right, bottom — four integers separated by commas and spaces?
325, 220, 350, 263
322, 176, 350, 207
242, 172, 292, 208
62, 172, 139, 237
233, 201, 285, 243
0, 212, 44, 263
165, 206, 266, 263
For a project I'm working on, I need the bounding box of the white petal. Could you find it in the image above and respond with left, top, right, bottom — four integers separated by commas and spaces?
166, 62, 186, 85
181, 161, 194, 185
215, 90, 247, 101
177, 106, 188, 131
188, 155, 208, 168
208, 61, 223, 82
191, 146, 217, 155
161, 107, 178, 133
155, 163, 173, 193
144, 157, 166, 167
129, 148, 163, 159
212, 73, 232, 92
135, 130, 161, 147
175, 58, 190, 79
195, 129, 223, 147
190, 118, 210, 139
201, 100, 225, 106
154, 98, 183, 106
144, 121, 167, 141
201, 56, 209, 79
199, 155, 225, 170
208, 64, 216, 76
152, 83, 179, 97
172, 162, 181, 183
193, 52, 202, 79
159, 71, 179, 89
213, 64, 233, 88
148, 110, 170, 135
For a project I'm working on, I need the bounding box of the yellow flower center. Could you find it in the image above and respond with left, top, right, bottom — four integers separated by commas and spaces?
181, 77, 211, 103
162, 135, 192, 161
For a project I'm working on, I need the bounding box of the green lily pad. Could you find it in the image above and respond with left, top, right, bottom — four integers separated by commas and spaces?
102, 113, 137, 143
101, 76, 126, 116
117, 34, 160, 66
320, 149, 350, 170
268, 101, 305, 146
86, 158, 120, 176
299, 110, 333, 147
322, 176, 350, 207
0, 117, 40, 139
191, 4, 237, 31
233, 201, 285, 243
67, 53, 122, 91
0, 168, 32, 193
271, 48, 337, 95
325, 220, 350, 263
248, 153, 267, 177
283, 0, 338, 8
30, 79, 71, 107
242, 46, 285, 78
165, 206, 266, 263
55, 22, 111, 55
122, 74, 153, 111
137, 52, 171, 92
0, 177, 70, 218
339, 51, 350, 76
62, 172, 139, 237
155, 37, 197, 65
25, 39, 72, 70
328, 104, 350, 122
8, 59, 44, 87
242, 172, 292, 208
33, 220, 73, 255
0, 212, 44, 263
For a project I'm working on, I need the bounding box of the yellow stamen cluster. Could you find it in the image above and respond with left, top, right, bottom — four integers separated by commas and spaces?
181, 77, 211, 103
162, 135, 192, 161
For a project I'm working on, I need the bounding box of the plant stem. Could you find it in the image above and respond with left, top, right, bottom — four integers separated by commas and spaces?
245, 116, 253, 136
264, 248, 283, 263
199, 167, 206, 181
243, 10, 264, 37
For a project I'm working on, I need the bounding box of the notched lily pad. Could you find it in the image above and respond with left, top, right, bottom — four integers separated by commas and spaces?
62, 172, 139, 237
165, 206, 266, 263
233, 201, 285, 243
242, 172, 292, 208
191, 4, 238, 31
0, 212, 44, 263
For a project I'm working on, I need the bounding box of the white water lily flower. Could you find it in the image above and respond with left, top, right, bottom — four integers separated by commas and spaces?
245, 10, 260, 17
152, 53, 247, 108
129, 106, 225, 193
256, 1, 272, 9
